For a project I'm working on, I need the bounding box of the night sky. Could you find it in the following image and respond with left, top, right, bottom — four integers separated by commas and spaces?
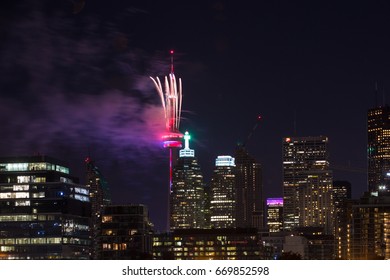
1, 0, 390, 231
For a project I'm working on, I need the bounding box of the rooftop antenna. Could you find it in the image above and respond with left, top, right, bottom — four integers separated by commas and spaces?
170, 50, 174, 74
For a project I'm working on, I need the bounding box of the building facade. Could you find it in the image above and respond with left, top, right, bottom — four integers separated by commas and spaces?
334, 199, 356, 259
339, 194, 390, 260
210, 156, 236, 228
234, 146, 263, 229
332, 181, 351, 207
170, 132, 205, 230
282, 136, 334, 234
85, 156, 111, 259
153, 228, 264, 260
0, 156, 91, 259
100, 204, 154, 259
266, 198, 283, 232
332, 180, 352, 259
367, 105, 390, 194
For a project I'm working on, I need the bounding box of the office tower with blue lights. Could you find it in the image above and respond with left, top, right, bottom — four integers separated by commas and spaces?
282, 136, 334, 234
234, 146, 263, 229
368, 105, 390, 194
170, 131, 205, 230
85, 156, 111, 259
210, 156, 236, 228
0, 156, 91, 259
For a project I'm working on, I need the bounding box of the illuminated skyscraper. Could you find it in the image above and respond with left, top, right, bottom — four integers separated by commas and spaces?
0, 156, 91, 259
170, 132, 205, 229
282, 136, 333, 234
338, 194, 390, 260
266, 198, 283, 232
210, 156, 236, 228
332, 180, 352, 259
368, 105, 390, 194
85, 157, 111, 259
234, 146, 263, 229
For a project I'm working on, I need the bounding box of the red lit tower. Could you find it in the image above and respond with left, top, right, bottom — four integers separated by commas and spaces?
150, 50, 184, 230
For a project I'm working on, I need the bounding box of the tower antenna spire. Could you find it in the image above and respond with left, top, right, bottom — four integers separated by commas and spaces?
170, 50, 174, 74
150, 49, 184, 231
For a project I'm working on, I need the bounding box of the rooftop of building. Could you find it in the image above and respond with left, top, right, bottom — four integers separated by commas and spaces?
156, 228, 260, 236
0, 155, 68, 167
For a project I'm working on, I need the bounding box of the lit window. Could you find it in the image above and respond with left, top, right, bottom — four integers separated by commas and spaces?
102, 216, 112, 223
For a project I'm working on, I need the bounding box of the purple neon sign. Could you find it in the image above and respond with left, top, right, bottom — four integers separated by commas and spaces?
266, 198, 283, 206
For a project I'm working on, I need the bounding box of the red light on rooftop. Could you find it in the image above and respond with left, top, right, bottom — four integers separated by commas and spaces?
161, 132, 184, 140
163, 141, 182, 148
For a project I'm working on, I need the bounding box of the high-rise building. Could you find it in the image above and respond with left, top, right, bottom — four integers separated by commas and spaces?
332, 180, 352, 259
210, 156, 236, 228
170, 131, 205, 229
282, 136, 334, 234
0, 156, 91, 259
85, 156, 111, 259
266, 198, 283, 232
234, 145, 263, 229
203, 183, 211, 228
334, 198, 356, 259
100, 204, 154, 259
339, 193, 390, 260
368, 105, 390, 194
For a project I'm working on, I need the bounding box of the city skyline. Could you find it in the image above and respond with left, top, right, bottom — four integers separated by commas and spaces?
1, 1, 390, 231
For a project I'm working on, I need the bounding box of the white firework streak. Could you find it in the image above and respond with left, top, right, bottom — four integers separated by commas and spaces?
150, 73, 182, 132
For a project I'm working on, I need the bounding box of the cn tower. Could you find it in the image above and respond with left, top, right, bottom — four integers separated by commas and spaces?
150, 50, 183, 230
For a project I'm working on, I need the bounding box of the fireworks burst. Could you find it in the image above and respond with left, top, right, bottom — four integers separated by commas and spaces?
150, 51, 184, 231
150, 51, 183, 148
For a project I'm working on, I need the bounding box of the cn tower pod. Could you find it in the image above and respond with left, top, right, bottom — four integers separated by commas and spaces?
162, 131, 184, 148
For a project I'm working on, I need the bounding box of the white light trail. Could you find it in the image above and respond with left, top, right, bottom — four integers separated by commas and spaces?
150, 73, 182, 133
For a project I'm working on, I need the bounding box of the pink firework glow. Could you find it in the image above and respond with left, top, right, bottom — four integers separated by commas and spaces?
150, 75, 183, 136
150, 51, 184, 230
150, 50, 184, 148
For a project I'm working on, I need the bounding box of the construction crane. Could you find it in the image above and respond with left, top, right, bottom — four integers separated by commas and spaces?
239, 114, 262, 148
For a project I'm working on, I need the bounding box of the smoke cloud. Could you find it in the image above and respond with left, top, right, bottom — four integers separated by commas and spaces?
0, 0, 170, 224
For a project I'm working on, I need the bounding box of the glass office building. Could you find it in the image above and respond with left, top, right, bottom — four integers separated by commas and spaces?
210, 156, 236, 229
171, 132, 205, 230
0, 156, 91, 259
282, 136, 333, 234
